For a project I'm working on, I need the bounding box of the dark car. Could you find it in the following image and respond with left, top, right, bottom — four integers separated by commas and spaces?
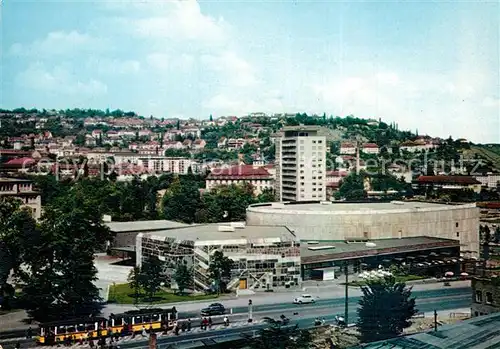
201, 303, 225, 316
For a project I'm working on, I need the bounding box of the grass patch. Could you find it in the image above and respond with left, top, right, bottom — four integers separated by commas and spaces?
108, 283, 219, 304
347, 274, 427, 287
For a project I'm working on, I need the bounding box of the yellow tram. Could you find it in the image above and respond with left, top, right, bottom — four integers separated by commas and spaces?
37, 308, 178, 345
37, 317, 108, 345
108, 308, 178, 334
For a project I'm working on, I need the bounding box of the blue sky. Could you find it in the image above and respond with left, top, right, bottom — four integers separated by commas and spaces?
2, 0, 499, 143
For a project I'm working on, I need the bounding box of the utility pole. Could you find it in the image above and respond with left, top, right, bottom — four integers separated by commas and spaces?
248, 299, 253, 323
434, 310, 438, 331
344, 262, 349, 326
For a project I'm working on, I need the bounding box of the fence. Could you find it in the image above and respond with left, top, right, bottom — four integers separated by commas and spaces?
449, 312, 470, 319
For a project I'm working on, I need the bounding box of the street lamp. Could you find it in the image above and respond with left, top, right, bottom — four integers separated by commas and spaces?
248, 299, 253, 323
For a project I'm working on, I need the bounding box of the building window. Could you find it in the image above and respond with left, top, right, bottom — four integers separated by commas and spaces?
456, 222, 459, 228
486, 292, 493, 304
456, 232, 460, 238
476, 290, 483, 303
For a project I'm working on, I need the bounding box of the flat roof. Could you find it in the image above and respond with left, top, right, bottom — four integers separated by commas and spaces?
105, 220, 190, 233
301, 237, 460, 264
355, 312, 500, 348
248, 201, 476, 215
141, 224, 296, 243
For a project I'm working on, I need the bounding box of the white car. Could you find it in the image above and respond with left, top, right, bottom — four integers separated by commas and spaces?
293, 294, 315, 304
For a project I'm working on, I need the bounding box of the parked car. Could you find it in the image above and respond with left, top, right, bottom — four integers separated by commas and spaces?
293, 294, 315, 304
201, 303, 226, 316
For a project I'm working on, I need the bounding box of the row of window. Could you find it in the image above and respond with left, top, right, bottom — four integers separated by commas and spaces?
475, 290, 494, 304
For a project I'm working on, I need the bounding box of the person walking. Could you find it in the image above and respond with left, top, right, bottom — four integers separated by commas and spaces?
26, 326, 32, 339
187, 319, 192, 332
208, 317, 212, 329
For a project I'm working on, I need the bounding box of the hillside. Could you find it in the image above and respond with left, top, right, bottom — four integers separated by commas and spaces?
469, 145, 500, 171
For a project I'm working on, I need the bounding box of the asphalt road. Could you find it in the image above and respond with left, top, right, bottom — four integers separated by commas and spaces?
1, 287, 471, 349
118, 292, 472, 349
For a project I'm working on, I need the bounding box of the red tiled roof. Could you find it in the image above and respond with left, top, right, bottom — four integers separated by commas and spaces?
417, 176, 481, 185
0, 149, 32, 155
207, 165, 271, 179
363, 143, 379, 148
326, 182, 340, 188
341, 142, 355, 148
326, 170, 348, 177
5, 157, 36, 166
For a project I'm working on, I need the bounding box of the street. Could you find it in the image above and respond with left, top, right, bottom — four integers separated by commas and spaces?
0, 284, 472, 349
102, 281, 472, 317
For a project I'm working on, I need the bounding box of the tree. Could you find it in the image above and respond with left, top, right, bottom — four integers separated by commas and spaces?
128, 266, 143, 304
202, 184, 255, 222
140, 256, 164, 300
257, 188, 275, 203
357, 276, 417, 343
208, 251, 233, 294
246, 317, 311, 349
173, 264, 193, 295
0, 198, 39, 310
495, 227, 500, 244
20, 189, 113, 321
162, 177, 201, 223
336, 173, 366, 200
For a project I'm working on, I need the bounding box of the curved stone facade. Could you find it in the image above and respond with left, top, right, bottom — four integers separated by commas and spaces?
246, 201, 480, 257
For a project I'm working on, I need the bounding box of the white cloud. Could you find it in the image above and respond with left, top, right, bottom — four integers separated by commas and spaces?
129, 0, 227, 44
204, 92, 284, 116
146, 53, 170, 71
310, 70, 499, 142
87, 58, 141, 75
376, 72, 400, 86
482, 97, 500, 108
201, 51, 258, 87
16, 63, 107, 96
9, 30, 106, 57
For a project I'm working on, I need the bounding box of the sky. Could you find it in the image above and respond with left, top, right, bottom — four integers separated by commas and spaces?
1, 0, 499, 143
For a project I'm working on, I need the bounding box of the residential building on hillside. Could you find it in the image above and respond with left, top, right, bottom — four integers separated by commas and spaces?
136, 223, 301, 292
414, 175, 482, 193
275, 126, 327, 202
362, 143, 379, 154
475, 173, 500, 189
0, 177, 42, 220
340, 142, 356, 155
205, 164, 274, 195
138, 156, 193, 175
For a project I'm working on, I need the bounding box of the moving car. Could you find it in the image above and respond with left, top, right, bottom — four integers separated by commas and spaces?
293, 294, 315, 304
201, 303, 226, 316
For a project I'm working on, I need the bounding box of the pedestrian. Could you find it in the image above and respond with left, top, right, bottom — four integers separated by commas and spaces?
141, 326, 147, 338
89, 339, 95, 349
208, 317, 212, 329
181, 322, 187, 332
187, 319, 192, 332
200, 318, 205, 330
26, 326, 32, 339
223, 316, 229, 327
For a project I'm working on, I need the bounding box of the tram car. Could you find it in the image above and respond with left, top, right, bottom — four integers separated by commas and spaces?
37, 307, 177, 345
108, 307, 178, 334
37, 317, 108, 345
